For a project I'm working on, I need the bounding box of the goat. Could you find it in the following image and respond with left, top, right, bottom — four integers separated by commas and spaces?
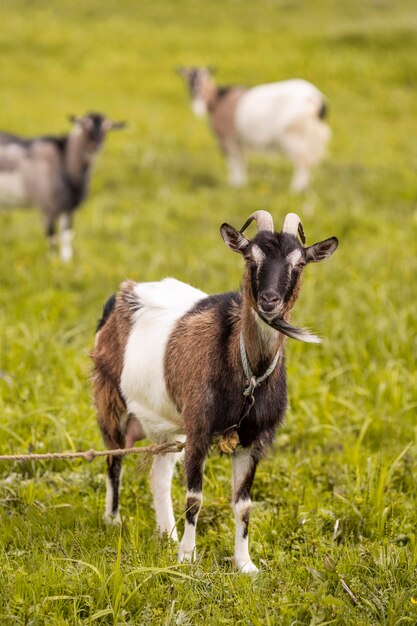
92, 210, 338, 573
0, 113, 125, 261
177, 67, 330, 193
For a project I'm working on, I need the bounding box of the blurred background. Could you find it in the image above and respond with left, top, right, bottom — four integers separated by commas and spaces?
0, 1, 416, 623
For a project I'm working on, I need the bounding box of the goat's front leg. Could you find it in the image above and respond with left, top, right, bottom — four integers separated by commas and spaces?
59, 212, 74, 262
43, 214, 58, 252
232, 449, 259, 573
178, 441, 208, 563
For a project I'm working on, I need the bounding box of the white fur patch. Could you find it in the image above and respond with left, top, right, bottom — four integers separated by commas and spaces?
178, 490, 203, 563
251, 309, 278, 345
295, 331, 322, 344
0, 172, 28, 206
251, 244, 265, 265
235, 79, 326, 149
150, 450, 185, 541
232, 450, 253, 493
286, 249, 302, 266
233, 497, 258, 573
120, 278, 207, 443
192, 99, 207, 118
60, 229, 74, 262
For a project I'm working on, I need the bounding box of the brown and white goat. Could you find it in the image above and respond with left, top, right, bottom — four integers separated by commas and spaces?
0, 113, 125, 261
178, 67, 330, 192
92, 211, 338, 573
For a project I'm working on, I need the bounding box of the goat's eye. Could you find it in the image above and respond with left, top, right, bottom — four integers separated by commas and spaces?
295, 261, 306, 270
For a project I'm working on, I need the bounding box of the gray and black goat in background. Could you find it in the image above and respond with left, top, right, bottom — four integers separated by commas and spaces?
92, 210, 338, 573
0, 112, 125, 261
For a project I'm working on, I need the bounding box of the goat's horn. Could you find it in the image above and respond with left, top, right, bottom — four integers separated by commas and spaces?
283, 213, 306, 244
240, 210, 274, 234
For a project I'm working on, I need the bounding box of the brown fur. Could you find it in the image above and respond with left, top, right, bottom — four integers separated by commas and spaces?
65, 126, 95, 186
208, 88, 247, 152
164, 306, 223, 427
189, 70, 246, 153
91, 280, 136, 448
164, 294, 281, 426
164, 272, 286, 447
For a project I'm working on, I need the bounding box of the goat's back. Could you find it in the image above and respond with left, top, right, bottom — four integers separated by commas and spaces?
235, 79, 327, 148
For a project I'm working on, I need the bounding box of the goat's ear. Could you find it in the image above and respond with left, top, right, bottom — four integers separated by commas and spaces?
220, 223, 250, 254
110, 121, 127, 131
102, 119, 127, 132
305, 237, 338, 263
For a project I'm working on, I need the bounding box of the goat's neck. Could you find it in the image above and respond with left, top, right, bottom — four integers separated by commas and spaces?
202, 78, 220, 111
240, 274, 285, 374
65, 127, 92, 184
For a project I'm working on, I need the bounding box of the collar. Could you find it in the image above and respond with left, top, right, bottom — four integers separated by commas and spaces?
239, 331, 280, 398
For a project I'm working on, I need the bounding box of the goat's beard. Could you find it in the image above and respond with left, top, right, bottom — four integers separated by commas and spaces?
261, 314, 322, 344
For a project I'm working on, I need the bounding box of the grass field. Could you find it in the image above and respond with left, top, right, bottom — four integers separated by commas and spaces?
1, 0, 417, 623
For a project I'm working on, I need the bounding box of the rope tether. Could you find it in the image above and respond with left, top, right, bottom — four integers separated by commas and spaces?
0, 441, 186, 463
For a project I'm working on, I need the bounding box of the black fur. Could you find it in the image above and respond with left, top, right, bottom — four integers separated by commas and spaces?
241, 507, 250, 538
107, 456, 122, 515
185, 496, 201, 526
217, 85, 233, 98
319, 101, 328, 119
96, 294, 116, 332
248, 231, 305, 307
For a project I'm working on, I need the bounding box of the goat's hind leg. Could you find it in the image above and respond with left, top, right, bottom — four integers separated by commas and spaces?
42, 213, 58, 253
105, 454, 123, 525
105, 415, 146, 525
59, 212, 74, 262
94, 373, 129, 525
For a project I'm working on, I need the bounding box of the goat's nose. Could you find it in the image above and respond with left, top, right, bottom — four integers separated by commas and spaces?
259, 292, 281, 312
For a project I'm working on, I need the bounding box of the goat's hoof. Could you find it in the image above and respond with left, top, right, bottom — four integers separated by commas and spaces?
104, 512, 121, 526
237, 560, 259, 574
178, 546, 196, 563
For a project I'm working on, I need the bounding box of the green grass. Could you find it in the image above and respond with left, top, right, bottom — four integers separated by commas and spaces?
1, 0, 417, 623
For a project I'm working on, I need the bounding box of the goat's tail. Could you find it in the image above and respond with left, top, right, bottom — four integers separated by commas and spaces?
93, 366, 127, 450
96, 294, 116, 333
318, 100, 328, 120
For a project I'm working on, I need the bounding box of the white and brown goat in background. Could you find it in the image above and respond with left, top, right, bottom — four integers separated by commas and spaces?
178, 67, 330, 193
0, 112, 125, 261
92, 210, 338, 573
